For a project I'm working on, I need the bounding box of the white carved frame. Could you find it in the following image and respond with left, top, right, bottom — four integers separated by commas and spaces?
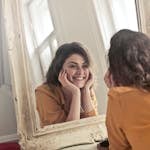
2, 0, 147, 149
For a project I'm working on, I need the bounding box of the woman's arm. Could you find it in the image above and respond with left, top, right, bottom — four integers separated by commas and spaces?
65, 90, 81, 121
81, 72, 97, 116
81, 88, 95, 113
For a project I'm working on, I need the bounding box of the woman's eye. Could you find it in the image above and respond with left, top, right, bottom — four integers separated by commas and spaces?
82, 64, 88, 68
69, 65, 76, 68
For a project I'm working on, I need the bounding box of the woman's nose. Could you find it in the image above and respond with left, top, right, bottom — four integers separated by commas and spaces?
76, 67, 84, 75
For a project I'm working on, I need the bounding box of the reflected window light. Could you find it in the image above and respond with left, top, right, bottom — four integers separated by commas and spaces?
52, 38, 58, 53
22, 0, 58, 84
29, 0, 54, 45
40, 46, 52, 76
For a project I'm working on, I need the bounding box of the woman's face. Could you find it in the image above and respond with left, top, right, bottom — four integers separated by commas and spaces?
62, 54, 90, 88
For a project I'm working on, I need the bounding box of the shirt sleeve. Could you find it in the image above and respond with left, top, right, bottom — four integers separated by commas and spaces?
35, 88, 67, 127
106, 91, 131, 150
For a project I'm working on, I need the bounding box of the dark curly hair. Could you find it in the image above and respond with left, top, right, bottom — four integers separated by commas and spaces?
46, 42, 91, 86
108, 29, 150, 91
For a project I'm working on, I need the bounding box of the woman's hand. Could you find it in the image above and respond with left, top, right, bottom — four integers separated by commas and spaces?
58, 70, 80, 95
84, 71, 94, 90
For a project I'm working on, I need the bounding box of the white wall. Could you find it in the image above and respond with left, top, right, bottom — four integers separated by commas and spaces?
0, 1, 18, 143
0, 0, 3, 86
0, 85, 18, 142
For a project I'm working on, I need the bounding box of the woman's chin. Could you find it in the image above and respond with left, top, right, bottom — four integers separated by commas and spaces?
73, 83, 85, 89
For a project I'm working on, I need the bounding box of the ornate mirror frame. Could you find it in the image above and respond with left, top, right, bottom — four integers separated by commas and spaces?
2, 0, 148, 149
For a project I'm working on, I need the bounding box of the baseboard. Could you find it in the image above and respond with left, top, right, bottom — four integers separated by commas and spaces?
0, 133, 18, 143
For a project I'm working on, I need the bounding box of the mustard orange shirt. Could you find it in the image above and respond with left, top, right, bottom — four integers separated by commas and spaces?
35, 84, 97, 127
106, 87, 150, 150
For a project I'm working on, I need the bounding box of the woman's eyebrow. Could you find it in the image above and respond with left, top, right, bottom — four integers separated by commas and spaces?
67, 61, 78, 65
67, 61, 86, 65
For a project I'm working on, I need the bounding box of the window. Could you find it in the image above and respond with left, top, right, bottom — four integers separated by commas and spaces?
22, 0, 58, 86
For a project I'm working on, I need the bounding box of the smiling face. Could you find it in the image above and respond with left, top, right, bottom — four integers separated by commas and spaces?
62, 54, 90, 88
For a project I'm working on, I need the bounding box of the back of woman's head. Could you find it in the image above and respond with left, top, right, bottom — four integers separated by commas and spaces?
108, 29, 150, 91
46, 42, 90, 86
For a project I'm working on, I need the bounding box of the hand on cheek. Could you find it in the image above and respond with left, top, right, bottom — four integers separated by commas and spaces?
58, 70, 79, 94
84, 71, 94, 90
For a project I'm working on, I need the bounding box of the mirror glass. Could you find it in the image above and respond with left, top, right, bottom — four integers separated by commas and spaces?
21, 0, 139, 127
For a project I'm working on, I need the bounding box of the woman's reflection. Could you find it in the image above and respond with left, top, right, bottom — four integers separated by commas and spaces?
35, 42, 98, 127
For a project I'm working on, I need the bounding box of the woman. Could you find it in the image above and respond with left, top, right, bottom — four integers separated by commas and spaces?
104, 29, 150, 150
36, 42, 98, 127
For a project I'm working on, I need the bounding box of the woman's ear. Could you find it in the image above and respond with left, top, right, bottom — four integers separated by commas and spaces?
110, 72, 115, 87
104, 69, 115, 88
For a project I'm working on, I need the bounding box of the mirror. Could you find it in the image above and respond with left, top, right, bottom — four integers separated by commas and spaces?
2, 0, 146, 149
21, 0, 139, 127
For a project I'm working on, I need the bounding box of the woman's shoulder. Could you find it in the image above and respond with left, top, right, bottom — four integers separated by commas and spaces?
109, 86, 149, 93
36, 84, 50, 92
109, 86, 135, 93
108, 86, 137, 94
35, 83, 62, 95
35, 83, 65, 105
108, 86, 150, 100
